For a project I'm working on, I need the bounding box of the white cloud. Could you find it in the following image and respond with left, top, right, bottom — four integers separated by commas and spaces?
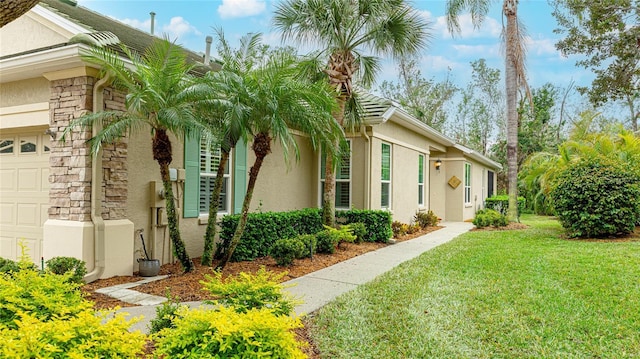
218, 0, 266, 19
163, 16, 201, 39
433, 13, 502, 39
118, 17, 152, 33
524, 36, 558, 56
451, 43, 502, 58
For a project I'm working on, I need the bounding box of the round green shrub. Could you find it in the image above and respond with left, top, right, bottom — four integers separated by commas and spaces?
296, 234, 317, 258
45, 256, 87, 284
349, 222, 367, 243
315, 230, 336, 254
0, 258, 19, 274
270, 238, 306, 266
551, 158, 640, 238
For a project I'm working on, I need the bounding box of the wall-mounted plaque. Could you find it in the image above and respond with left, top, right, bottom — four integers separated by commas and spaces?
448, 176, 461, 189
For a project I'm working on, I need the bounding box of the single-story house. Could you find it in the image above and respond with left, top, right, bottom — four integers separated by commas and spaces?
0, 0, 500, 279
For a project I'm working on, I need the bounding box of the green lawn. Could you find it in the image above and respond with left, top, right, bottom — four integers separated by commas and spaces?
309, 216, 640, 358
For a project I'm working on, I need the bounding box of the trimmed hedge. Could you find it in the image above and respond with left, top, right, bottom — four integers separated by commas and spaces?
218, 208, 323, 261
337, 209, 393, 243
484, 195, 526, 219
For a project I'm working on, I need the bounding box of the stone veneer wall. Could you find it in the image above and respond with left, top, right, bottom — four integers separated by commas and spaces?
48, 76, 128, 221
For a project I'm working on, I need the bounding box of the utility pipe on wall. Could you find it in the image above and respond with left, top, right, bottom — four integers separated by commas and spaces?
84, 73, 110, 283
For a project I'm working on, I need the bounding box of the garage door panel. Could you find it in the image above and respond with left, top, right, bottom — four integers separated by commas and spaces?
17, 204, 38, 226
0, 236, 16, 260
18, 168, 39, 191
0, 168, 16, 190
0, 203, 15, 225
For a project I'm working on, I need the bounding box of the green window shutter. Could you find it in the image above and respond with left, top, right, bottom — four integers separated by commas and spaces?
233, 140, 248, 214
183, 133, 200, 218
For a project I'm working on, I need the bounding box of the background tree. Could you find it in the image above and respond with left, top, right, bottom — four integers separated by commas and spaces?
447, 0, 531, 221
0, 0, 39, 28
63, 39, 204, 272
215, 49, 344, 270
379, 56, 458, 132
448, 59, 503, 155
274, 0, 431, 227
552, 0, 639, 132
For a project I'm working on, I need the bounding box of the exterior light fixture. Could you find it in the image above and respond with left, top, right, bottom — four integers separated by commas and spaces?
435, 159, 442, 171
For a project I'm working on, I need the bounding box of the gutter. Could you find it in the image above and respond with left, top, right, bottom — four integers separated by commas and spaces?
83, 73, 110, 283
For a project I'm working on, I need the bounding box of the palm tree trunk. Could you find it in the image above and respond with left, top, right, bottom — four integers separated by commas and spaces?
504, 0, 519, 222
201, 149, 230, 266
322, 93, 347, 227
153, 129, 194, 272
216, 133, 271, 271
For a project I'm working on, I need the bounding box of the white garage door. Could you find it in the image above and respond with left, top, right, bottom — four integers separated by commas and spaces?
0, 131, 50, 264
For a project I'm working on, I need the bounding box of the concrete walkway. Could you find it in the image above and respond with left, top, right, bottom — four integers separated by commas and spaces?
113, 222, 473, 333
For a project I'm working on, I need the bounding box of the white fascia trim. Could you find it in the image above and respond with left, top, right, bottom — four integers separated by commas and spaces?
0, 44, 91, 82
32, 4, 89, 35
454, 144, 503, 170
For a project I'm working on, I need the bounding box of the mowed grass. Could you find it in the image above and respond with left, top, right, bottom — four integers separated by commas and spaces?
309, 216, 640, 358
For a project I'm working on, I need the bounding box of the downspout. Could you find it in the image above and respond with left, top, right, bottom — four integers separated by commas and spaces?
84, 73, 111, 283
361, 126, 371, 209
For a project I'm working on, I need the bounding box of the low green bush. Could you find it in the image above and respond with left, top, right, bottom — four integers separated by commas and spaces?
551, 158, 640, 238
0, 258, 19, 275
45, 256, 87, 284
0, 267, 91, 329
414, 210, 439, 228
270, 238, 306, 266
485, 195, 526, 218
201, 267, 297, 316
0, 310, 145, 358
316, 229, 339, 254
349, 222, 367, 243
217, 208, 323, 261
473, 209, 508, 228
149, 291, 185, 335
337, 209, 392, 242
153, 306, 306, 359
297, 234, 317, 258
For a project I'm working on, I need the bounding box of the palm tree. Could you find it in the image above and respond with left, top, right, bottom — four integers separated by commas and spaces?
215, 48, 344, 270
62, 38, 208, 272
199, 30, 262, 267
446, 0, 531, 222
1, 0, 39, 28
273, 0, 430, 227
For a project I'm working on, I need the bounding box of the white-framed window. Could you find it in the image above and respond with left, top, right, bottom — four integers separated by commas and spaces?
464, 162, 472, 205
381, 142, 391, 209
418, 154, 425, 206
199, 138, 231, 215
320, 140, 351, 209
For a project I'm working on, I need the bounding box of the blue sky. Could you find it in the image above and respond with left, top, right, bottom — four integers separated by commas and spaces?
75, 0, 593, 93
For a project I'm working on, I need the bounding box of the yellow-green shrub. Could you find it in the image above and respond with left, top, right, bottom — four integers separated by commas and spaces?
0, 310, 146, 358
0, 269, 91, 328
201, 267, 298, 316
153, 306, 307, 359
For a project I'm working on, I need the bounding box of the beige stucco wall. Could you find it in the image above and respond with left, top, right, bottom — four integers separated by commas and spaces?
369, 121, 432, 224
0, 11, 71, 57
249, 135, 318, 212
0, 78, 50, 108
126, 130, 205, 266
349, 135, 367, 210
